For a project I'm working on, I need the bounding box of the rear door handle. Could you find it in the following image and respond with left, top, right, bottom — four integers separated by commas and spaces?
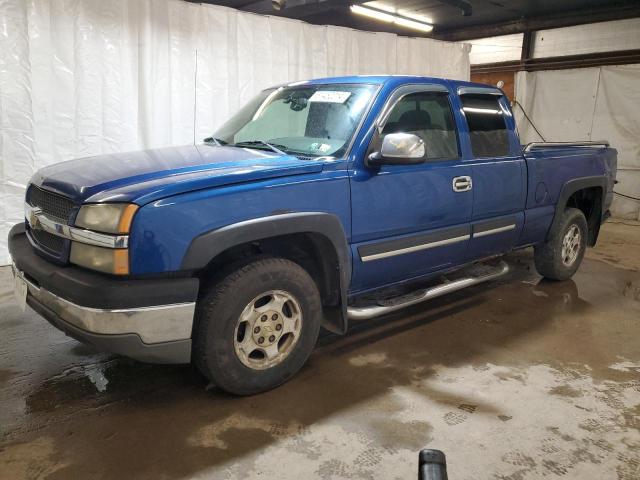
452, 176, 472, 192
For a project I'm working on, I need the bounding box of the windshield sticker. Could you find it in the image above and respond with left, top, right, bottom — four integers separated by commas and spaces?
309, 91, 352, 104
310, 143, 332, 153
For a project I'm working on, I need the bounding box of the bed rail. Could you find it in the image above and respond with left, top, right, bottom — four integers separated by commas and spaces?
523, 141, 610, 153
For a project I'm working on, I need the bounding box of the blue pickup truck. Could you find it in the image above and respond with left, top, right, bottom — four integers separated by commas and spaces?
9, 75, 617, 395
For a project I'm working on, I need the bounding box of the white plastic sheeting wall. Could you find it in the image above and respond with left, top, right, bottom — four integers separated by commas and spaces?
515, 65, 640, 220
0, 0, 470, 265
532, 18, 640, 58
468, 33, 523, 65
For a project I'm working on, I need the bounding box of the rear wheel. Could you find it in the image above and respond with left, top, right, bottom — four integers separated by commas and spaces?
534, 207, 588, 281
193, 257, 322, 395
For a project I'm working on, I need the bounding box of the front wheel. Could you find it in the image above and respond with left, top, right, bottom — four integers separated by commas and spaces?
193, 257, 322, 395
534, 207, 588, 281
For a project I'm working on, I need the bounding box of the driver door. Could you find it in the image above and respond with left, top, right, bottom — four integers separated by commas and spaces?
349, 85, 472, 293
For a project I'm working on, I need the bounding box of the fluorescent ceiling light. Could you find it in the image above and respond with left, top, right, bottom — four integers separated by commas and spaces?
366, 1, 433, 23
368, 2, 395, 13
350, 4, 434, 33
394, 17, 433, 33
350, 5, 395, 23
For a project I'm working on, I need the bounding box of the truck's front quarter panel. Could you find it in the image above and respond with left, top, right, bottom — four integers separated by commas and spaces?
128, 166, 352, 275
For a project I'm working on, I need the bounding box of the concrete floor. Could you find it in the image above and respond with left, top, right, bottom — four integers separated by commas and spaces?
0, 221, 639, 480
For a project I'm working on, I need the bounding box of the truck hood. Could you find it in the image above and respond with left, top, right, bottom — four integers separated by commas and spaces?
30, 145, 323, 204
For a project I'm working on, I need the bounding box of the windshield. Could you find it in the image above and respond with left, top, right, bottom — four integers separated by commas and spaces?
212, 83, 378, 158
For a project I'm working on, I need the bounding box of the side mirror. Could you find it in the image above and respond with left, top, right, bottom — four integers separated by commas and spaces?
367, 133, 426, 167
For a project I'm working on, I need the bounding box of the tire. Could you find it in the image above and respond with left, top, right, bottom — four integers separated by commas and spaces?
193, 257, 322, 395
534, 207, 588, 281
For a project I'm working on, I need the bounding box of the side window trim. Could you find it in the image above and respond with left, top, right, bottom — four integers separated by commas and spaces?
457, 86, 502, 96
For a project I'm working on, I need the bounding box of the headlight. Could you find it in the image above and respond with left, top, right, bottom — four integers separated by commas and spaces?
72, 203, 137, 275
70, 243, 129, 275
75, 204, 138, 234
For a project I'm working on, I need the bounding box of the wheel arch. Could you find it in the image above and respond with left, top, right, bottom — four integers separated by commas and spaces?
549, 176, 606, 246
181, 212, 351, 334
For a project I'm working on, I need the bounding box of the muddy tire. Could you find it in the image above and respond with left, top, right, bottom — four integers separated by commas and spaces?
193, 257, 322, 395
534, 207, 588, 281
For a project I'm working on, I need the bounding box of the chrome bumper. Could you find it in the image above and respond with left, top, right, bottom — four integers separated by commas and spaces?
12, 264, 196, 345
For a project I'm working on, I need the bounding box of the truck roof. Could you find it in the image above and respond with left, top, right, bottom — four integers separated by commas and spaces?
289, 75, 493, 92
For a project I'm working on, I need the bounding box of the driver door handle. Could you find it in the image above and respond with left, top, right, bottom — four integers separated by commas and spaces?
452, 176, 472, 192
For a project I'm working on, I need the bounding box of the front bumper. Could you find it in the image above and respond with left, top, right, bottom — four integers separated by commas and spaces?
9, 223, 199, 364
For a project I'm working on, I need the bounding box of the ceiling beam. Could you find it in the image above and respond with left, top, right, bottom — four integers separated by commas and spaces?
238, 0, 472, 20
471, 49, 640, 74
433, 4, 640, 41
240, 0, 361, 18
520, 29, 533, 62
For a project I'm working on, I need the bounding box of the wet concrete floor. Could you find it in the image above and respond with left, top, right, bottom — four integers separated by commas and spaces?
0, 221, 639, 479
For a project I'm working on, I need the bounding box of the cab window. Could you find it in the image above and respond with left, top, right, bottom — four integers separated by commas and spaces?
461, 94, 510, 158
382, 92, 459, 160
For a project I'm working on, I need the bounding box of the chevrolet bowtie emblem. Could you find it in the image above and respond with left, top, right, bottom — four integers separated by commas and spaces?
28, 208, 42, 230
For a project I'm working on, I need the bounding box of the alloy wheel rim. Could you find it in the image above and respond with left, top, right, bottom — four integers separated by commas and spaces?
233, 290, 302, 370
561, 224, 581, 267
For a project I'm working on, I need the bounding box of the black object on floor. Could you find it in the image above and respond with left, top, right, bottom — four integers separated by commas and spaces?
419, 449, 448, 480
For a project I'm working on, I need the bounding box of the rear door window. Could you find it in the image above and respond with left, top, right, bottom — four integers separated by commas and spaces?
461, 94, 510, 158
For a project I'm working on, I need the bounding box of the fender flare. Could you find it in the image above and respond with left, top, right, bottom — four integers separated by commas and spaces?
181, 212, 351, 333
547, 176, 606, 242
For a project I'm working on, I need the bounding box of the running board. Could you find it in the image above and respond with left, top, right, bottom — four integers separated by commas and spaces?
346, 261, 509, 321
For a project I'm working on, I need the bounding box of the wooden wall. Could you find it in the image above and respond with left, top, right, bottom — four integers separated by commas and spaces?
470, 71, 515, 100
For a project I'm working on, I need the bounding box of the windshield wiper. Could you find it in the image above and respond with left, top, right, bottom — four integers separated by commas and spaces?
203, 137, 227, 146
232, 140, 290, 156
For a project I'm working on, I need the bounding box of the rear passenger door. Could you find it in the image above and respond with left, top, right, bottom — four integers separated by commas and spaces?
457, 88, 526, 260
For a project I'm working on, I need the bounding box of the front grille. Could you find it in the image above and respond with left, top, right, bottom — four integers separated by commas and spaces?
29, 185, 74, 223
30, 228, 65, 254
